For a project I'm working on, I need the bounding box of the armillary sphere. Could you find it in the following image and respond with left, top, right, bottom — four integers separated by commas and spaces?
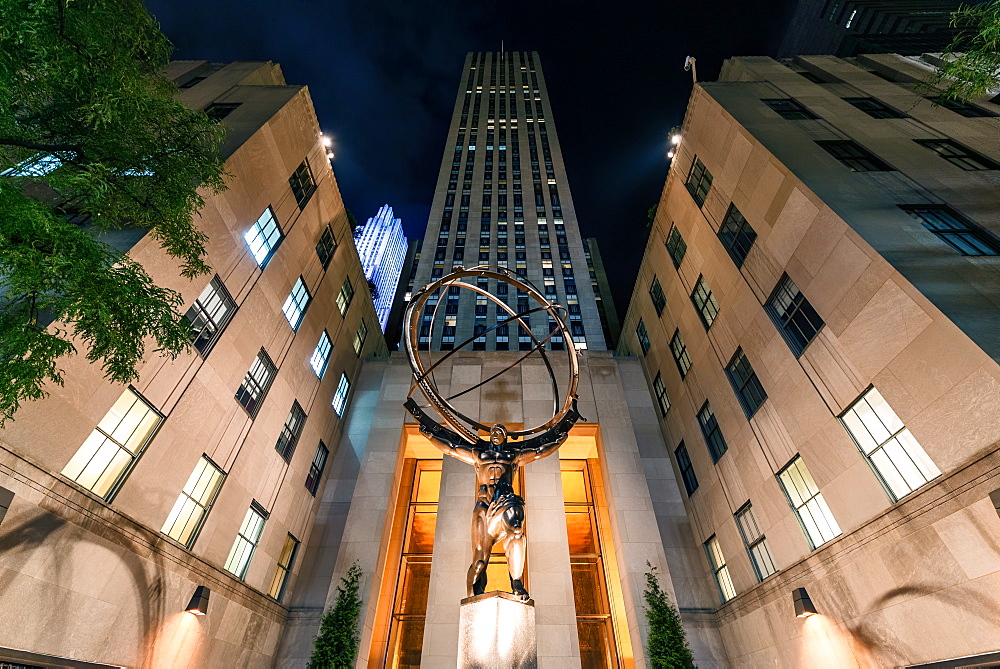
403, 265, 580, 445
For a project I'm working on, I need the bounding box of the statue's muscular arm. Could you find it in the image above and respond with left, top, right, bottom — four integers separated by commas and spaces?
404, 397, 479, 465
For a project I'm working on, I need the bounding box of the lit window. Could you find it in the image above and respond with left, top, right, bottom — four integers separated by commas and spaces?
670, 329, 692, 378
761, 98, 818, 120
186, 276, 237, 356
353, 320, 368, 357
649, 276, 666, 316
840, 387, 941, 501
635, 319, 651, 355
901, 205, 1000, 256
766, 275, 824, 356
653, 372, 670, 416
697, 402, 728, 463
268, 533, 300, 601
275, 401, 307, 462
704, 535, 736, 603
310, 331, 332, 378
690, 276, 720, 330
161, 456, 225, 547
62, 388, 162, 499
289, 160, 316, 209
316, 224, 337, 269
675, 442, 698, 496
725, 349, 768, 418
245, 207, 283, 267
235, 349, 277, 418
915, 139, 999, 171
816, 140, 892, 172
332, 373, 351, 417
777, 456, 841, 550
685, 157, 713, 207
282, 277, 312, 331
337, 278, 354, 316
735, 503, 778, 581
305, 441, 329, 495
225, 502, 268, 580
718, 204, 757, 268
842, 97, 906, 119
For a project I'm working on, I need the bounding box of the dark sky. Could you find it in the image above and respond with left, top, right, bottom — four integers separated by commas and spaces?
145, 0, 795, 318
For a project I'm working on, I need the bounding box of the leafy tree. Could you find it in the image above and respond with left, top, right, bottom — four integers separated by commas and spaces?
646, 202, 659, 229
310, 562, 363, 669
644, 563, 696, 669
0, 0, 227, 424
932, 0, 1000, 101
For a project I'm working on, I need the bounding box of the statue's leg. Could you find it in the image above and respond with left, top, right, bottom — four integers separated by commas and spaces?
503, 503, 529, 600
468, 505, 490, 597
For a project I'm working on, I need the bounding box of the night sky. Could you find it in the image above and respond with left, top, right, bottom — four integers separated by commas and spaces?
145, 0, 796, 318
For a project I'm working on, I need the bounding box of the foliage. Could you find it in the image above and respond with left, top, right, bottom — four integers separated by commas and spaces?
932, 0, 1000, 101
644, 563, 696, 669
646, 202, 659, 229
0, 0, 228, 423
310, 562, 363, 669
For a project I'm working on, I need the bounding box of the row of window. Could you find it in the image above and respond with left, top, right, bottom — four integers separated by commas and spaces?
764, 93, 998, 121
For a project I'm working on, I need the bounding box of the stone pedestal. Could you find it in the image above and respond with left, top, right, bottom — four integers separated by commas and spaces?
458, 592, 537, 669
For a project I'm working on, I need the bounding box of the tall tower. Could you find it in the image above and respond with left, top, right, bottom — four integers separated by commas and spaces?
354, 204, 407, 332
409, 51, 607, 351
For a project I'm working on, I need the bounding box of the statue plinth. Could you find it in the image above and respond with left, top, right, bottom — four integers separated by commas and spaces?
458, 592, 537, 669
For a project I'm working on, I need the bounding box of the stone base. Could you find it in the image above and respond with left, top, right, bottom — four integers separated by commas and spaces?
458, 592, 537, 669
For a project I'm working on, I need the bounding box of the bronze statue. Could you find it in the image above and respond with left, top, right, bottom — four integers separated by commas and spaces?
405, 397, 581, 601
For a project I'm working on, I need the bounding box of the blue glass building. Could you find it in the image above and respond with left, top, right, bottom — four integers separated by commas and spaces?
355, 204, 407, 332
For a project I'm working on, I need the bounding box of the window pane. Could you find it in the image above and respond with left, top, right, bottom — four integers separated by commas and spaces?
162, 456, 225, 547
244, 207, 283, 267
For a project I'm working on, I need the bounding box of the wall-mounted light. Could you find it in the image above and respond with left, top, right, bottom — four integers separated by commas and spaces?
990, 488, 1000, 520
186, 586, 210, 616
793, 587, 817, 618
320, 134, 332, 148
0, 486, 13, 526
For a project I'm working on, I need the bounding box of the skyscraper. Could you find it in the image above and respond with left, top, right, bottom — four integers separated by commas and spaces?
409, 51, 607, 352
354, 204, 407, 332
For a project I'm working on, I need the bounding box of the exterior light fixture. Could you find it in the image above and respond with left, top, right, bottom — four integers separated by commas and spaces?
990, 488, 1000, 520
321, 134, 332, 148
186, 586, 210, 616
792, 587, 817, 618
667, 150, 675, 159
671, 134, 682, 145
0, 486, 13, 526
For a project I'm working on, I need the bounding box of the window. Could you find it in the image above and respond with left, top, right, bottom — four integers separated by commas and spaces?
685, 157, 713, 207
766, 275, 824, 356
289, 160, 316, 209
161, 456, 225, 547
653, 372, 670, 416
816, 140, 892, 172
268, 534, 300, 601
316, 224, 337, 269
332, 372, 351, 417
915, 139, 999, 171
179, 75, 207, 89
933, 97, 997, 118
282, 277, 312, 330
718, 204, 757, 268
725, 349, 768, 418
842, 97, 906, 119
697, 402, 728, 462
670, 329, 692, 378
777, 456, 842, 549
735, 503, 777, 581
690, 276, 720, 330
840, 387, 941, 501
185, 276, 237, 357
310, 331, 332, 378
275, 401, 307, 462
901, 206, 1000, 255
236, 349, 277, 418
244, 207, 283, 267
353, 320, 368, 357
762, 98, 818, 120
704, 536, 736, 603
305, 441, 329, 495
665, 226, 687, 268
674, 442, 698, 496
337, 278, 354, 316
648, 276, 666, 316
225, 502, 268, 580
635, 319, 651, 355
61, 388, 162, 499
204, 102, 241, 122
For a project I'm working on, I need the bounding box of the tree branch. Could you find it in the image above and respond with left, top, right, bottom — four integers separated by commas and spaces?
0, 137, 81, 154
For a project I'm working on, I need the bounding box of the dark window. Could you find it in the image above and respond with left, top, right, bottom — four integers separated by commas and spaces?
305, 441, 329, 495
697, 402, 728, 463
653, 372, 670, 416
933, 97, 997, 118
762, 98, 818, 120
665, 225, 687, 268
797, 70, 825, 84
670, 329, 692, 378
842, 97, 906, 119
685, 157, 713, 207
725, 349, 768, 418
816, 140, 893, 172
236, 349, 277, 418
649, 277, 666, 316
316, 225, 337, 269
766, 275, 825, 356
675, 442, 698, 496
718, 204, 757, 268
289, 160, 317, 209
636, 319, 651, 355
179, 75, 207, 89
204, 102, 241, 122
690, 276, 720, 330
275, 401, 307, 462
901, 205, 1000, 256
915, 139, 999, 171
186, 276, 237, 356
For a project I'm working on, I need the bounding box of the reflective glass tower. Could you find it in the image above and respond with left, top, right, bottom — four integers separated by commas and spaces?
409, 51, 607, 351
355, 204, 407, 332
